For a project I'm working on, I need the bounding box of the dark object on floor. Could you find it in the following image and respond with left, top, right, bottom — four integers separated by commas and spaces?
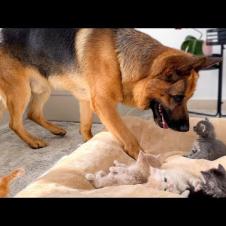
184, 118, 226, 160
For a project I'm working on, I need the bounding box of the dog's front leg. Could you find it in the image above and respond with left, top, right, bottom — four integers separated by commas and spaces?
92, 97, 140, 159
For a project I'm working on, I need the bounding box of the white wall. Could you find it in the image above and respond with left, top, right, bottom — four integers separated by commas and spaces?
137, 28, 226, 100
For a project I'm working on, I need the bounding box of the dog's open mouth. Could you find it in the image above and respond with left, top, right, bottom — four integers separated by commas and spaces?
150, 100, 169, 129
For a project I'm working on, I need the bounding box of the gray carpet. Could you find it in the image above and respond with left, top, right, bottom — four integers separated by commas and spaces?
0, 120, 103, 197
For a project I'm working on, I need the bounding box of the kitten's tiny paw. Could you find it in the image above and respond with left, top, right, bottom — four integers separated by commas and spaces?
113, 160, 126, 167
191, 179, 202, 192
194, 182, 202, 192
110, 166, 127, 175
109, 167, 119, 174
168, 183, 176, 193
181, 190, 190, 198
113, 160, 120, 166
85, 173, 95, 181
97, 171, 106, 177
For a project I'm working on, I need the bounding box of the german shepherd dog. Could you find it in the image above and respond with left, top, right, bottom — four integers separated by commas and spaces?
0, 29, 221, 158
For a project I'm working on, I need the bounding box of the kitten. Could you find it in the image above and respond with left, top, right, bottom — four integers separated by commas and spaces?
85, 151, 161, 189
185, 118, 226, 160
0, 168, 25, 197
149, 166, 202, 197
200, 164, 226, 198
86, 152, 202, 197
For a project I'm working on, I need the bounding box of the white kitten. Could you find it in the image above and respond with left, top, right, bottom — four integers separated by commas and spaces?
149, 167, 202, 197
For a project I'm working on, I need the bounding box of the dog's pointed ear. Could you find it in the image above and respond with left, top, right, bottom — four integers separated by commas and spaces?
180, 56, 222, 72
155, 54, 222, 80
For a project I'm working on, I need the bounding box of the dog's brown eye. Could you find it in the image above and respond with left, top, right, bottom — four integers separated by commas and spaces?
172, 95, 184, 103
165, 72, 180, 83
165, 74, 173, 82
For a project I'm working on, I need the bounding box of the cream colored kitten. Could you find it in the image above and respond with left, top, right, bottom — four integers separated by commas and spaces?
85, 151, 161, 188
86, 151, 206, 197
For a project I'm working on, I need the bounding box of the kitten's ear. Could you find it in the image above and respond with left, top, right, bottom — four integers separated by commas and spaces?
137, 150, 145, 160
218, 164, 226, 174
146, 154, 162, 168
137, 150, 149, 165
201, 124, 206, 133
205, 117, 210, 122
155, 154, 161, 158
139, 150, 145, 157
201, 171, 211, 181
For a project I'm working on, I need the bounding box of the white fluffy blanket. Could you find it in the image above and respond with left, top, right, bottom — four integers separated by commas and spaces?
16, 116, 226, 197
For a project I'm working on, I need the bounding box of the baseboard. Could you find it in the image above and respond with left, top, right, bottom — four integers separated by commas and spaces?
188, 99, 226, 111
1, 98, 225, 126
44, 96, 226, 122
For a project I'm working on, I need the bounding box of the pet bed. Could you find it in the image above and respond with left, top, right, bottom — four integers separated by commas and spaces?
16, 116, 226, 197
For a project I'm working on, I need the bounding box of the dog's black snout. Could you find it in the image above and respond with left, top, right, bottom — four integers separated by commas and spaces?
168, 119, 189, 132
179, 124, 189, 132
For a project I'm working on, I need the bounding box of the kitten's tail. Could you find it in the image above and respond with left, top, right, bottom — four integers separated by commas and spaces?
0, 168, 25, 197
1, 168, 25, 185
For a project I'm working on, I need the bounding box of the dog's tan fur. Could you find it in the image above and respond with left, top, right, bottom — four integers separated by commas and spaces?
0, 29, 221, 158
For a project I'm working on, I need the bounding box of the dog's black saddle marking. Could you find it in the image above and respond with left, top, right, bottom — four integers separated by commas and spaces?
2, 28, 80, 77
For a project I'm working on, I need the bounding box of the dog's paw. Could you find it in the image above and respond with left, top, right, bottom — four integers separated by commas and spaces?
123, 140, 140, 160
29, 139, 48, 149
51, 128, 67, 136
79, 129, 93, 142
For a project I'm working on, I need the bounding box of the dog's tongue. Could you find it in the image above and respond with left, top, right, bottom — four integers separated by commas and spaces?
162, 116, 169, 129
158, 104, 169, 129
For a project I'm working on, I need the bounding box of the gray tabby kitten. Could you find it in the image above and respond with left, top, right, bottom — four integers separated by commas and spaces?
200, 164, 226, 198
185, 118, 226, 160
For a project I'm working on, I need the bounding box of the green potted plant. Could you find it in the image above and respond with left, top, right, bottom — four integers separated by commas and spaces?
180, 29, 212, 56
